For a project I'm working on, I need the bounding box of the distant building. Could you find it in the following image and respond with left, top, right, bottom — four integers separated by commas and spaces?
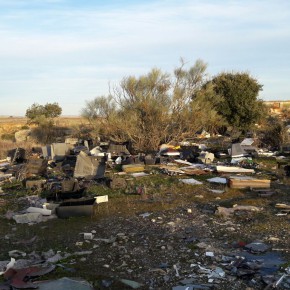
264, 100, 290, 116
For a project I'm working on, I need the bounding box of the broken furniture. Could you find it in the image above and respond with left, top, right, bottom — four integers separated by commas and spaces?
56, 197, 96, 219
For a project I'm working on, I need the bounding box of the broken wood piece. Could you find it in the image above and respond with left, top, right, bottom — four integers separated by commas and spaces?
229, 176, 270, 189
275, 203, 290, 209
122, 164, 145, 173
216, 165, 254, 173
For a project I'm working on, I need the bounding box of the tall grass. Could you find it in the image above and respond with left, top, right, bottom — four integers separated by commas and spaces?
0, 140, 39, 160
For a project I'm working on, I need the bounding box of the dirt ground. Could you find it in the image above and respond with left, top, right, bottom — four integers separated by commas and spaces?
0, 171, 289, 290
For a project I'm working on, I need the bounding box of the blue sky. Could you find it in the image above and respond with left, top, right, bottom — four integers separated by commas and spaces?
0, 0, 289, 116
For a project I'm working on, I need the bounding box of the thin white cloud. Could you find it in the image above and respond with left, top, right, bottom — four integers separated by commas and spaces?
0, 0, 290, 115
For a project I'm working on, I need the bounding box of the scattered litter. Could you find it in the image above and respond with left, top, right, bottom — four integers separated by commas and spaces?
83, 233, 93, 240
205, 252, 214, 257
26, 207, 51, 216
119, 279, 143, 289
139, 212, 151, 218
207, 177, 227, 184
173, 264, 180, 277
131, 172, 149, 177
180, 179, 203, 185
216, 165, 255, 173
208, 189, 225, 194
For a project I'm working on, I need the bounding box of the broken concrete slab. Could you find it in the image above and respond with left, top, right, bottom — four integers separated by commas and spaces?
13, 213, 42, 224
26, 158, 48, 176
61, 179, 80, 192
26, 207, 51, 216
240, 138, 255, 146
107, 143, 131, 157
74, 151, 106, 179
41, 145, 52, 159
51, 143, 72, 162
180, 178, 203, 185
230, 143, 247, 158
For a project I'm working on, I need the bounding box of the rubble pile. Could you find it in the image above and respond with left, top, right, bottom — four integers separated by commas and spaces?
0, 136, 289, 289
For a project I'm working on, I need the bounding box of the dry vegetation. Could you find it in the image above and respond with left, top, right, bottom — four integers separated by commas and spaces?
0, 116, 89, 159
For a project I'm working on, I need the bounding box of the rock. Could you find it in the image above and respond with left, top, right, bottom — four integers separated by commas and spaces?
196, 242, 209, 249
216, 205, 262, 218
244, 241, 270, 253
15, 129, 31, 142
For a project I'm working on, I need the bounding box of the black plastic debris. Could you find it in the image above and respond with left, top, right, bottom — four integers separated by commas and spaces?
244, 241, 270, 253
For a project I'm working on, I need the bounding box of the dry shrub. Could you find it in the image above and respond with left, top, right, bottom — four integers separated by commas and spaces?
30, 125, 73, 144
1, 133, 15, 141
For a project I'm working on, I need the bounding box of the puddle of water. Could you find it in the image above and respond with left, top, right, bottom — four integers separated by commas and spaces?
241, 251, 285, 275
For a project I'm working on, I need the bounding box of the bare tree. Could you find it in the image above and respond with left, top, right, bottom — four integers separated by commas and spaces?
82, 59, 224, 152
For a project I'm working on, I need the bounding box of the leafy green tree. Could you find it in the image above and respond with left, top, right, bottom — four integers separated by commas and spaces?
26, 102, 62, 125
42, 103, 62, 118
210, 72, 265, 131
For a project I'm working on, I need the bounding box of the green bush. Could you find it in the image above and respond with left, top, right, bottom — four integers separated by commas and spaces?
1, 133, 15, 141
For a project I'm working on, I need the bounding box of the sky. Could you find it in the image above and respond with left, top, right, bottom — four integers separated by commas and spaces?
0, 0, 289, 116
